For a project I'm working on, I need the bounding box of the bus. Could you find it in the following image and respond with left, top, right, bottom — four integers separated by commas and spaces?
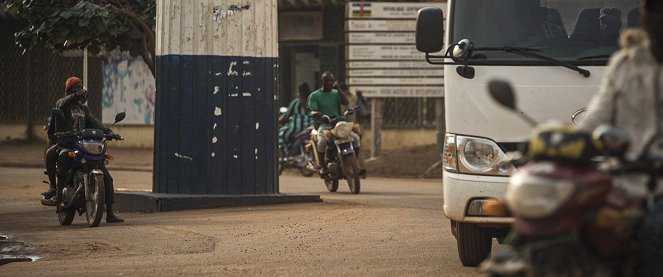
415, 0, 639, 266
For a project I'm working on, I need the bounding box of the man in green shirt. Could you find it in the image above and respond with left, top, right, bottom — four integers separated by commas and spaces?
307, 71, 361, 175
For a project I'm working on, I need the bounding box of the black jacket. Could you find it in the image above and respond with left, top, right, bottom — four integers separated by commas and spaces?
50, 94, 108, 145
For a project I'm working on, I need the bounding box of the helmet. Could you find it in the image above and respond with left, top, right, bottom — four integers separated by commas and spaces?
528, 122, 599, 162
65, 77, 82, 94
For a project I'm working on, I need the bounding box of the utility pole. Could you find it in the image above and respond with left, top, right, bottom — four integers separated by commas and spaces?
83, 48, 88, 87
371, 98, 382, 159
26, 50, 34, 141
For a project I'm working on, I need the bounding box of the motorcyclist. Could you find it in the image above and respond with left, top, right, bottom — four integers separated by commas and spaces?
43, 76, 124, 223
278, 83, 312, 153
580, 0, 663, 275
307, 71, 361, 175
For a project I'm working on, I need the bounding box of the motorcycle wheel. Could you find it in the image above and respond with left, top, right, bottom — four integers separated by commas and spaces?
57, 204, 75, 225
84, 172, 105, 227
324, 174, 339, 192
299, 167, 314, 177
342, 155, 361, 194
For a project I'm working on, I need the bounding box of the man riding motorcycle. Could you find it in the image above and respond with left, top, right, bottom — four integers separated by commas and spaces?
580, 0, 663, 274
307, 72, 362, 175
43, 76, 123, 223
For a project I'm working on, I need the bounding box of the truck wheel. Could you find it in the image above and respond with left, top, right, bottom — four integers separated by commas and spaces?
456, 221, 492, 267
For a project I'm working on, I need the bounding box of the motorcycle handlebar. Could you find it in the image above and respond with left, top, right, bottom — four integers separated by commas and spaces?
105, 133, 124, 141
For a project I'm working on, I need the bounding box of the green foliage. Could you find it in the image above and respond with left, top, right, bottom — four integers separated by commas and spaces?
4, 0, 156, 75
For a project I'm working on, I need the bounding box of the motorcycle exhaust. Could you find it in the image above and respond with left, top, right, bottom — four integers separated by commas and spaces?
63, 185, 84, 210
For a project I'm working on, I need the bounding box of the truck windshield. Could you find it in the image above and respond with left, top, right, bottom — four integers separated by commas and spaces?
452, 0, 639, 62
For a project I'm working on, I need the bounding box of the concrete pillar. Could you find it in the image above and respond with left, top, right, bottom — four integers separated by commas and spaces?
154, 1, 279, 194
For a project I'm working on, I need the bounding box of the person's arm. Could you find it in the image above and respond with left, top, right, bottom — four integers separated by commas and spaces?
279, 99, 298, 124
579, 54, 625, 132
55, 94, 79, 109
83, 107, 111, 133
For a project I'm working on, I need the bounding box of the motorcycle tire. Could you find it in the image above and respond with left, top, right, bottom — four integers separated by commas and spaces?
299, 167, 314, 177
84, 172, 105, 227
342, 155, 361, 194
324, 174, 339, 192
58, 204, 75, 225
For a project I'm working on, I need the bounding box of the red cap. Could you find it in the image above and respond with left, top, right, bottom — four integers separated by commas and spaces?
65, 77, 82, 94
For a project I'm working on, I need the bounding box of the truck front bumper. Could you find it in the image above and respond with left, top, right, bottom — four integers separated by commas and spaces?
443, 172, 514, 225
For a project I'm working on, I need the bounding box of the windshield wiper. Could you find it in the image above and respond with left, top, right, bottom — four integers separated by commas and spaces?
473, 46, 591, 78
576, 54, 612, 60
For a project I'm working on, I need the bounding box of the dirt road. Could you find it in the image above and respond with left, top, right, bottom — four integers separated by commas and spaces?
0, 166, 485, 276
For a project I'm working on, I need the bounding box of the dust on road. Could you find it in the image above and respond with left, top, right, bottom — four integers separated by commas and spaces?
0, 167, 482, 276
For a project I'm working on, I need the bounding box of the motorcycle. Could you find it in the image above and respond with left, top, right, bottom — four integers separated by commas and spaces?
41, 109, 126, 227
480, 80, 660, 276
277, 106, 315, 177
307, 107, 362, 194
278, 126, 315, 177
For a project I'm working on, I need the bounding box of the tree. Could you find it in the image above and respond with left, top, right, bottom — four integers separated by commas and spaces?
5, 0, 156, 76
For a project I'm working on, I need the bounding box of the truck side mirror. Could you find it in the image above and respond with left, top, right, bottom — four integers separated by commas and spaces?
416, 7, 444, 53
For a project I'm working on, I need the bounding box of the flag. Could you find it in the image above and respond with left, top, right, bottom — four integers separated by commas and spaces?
351, 2, 372, 17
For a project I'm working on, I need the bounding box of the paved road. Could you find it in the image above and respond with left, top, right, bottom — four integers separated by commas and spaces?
0, 167, 486, 276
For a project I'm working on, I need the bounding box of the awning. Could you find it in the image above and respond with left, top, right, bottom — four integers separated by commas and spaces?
278, 0, 344, 9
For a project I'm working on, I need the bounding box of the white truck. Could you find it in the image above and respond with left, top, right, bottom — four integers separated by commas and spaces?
415, 0, 639, 266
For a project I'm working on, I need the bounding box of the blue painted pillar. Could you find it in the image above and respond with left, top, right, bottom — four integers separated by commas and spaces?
153, 1, 279, 194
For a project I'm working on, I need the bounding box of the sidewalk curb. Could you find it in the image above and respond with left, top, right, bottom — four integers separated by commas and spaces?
0, 162, 153, 172
115, 191, 322, 212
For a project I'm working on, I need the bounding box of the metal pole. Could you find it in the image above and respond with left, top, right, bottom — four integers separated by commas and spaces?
83, 48, 88, 87
26, 50, 34, 141
436, 97, 445, 154
371, 98, 382, 159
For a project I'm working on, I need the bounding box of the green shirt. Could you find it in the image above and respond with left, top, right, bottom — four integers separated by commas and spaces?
307, 88, 342, 118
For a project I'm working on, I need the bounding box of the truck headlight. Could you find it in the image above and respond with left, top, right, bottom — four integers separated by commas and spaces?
506, 169, 574, 218
456, 135, 513, 176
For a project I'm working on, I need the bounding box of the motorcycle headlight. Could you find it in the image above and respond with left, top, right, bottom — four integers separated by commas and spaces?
82, 141, 106, 155
506, 169, 575, 218
332, 122, 352, 139
453, 135, 513, 176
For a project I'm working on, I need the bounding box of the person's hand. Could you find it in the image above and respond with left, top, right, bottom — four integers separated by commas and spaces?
75, 88, 88, 100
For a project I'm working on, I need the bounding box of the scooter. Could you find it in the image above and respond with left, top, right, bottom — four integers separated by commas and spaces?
480, 80, 659, 276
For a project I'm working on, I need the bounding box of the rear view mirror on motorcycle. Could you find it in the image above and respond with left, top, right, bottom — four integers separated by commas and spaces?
114, 112, 126, 124
487, 79, 537, 127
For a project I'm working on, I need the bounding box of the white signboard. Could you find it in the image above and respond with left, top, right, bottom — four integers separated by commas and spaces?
347, 45, 430, 60
347, 60, 435, 69
348, 77, 443, 86
348, 68, 443, 77
345, 2, 447, 98
352, 86, 444, 98
348, 2, 447, 19
347, 20, 415, 32
347, 32, 415, 44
